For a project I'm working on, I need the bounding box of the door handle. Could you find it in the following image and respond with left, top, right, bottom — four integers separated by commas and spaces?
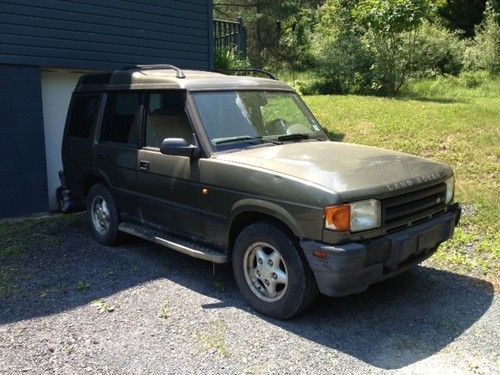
139, 160, 150, 171
96, 153, 106, 161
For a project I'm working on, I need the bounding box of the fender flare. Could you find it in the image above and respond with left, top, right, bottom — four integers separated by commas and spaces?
228, 198, 303, 238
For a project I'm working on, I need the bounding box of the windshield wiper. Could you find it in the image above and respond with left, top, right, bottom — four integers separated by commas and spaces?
276, 133, 327, 142
213, 135, 282, 146
276, 133, 312, 142
213, 135, 262, 145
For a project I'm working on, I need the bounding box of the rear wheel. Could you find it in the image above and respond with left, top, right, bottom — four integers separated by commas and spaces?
86, 183, 123, 245
232, 222, 318, 319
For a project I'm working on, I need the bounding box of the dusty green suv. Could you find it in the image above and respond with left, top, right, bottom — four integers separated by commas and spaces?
60, 65, 461, 319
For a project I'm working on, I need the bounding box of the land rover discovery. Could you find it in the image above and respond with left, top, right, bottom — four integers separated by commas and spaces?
59, 65, 461, 319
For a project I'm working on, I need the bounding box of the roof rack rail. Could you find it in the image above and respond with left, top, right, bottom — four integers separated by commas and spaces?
216, 69, 278, 80
122, 64, 186, 79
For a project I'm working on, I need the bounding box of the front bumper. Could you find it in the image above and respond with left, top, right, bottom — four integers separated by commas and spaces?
301, 203, 461, 297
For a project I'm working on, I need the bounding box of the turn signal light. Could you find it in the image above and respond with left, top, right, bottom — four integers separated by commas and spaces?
324, 205, 350, 232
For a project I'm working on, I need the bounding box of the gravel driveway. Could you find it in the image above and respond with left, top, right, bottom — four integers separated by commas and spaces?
0, 213, 498, 374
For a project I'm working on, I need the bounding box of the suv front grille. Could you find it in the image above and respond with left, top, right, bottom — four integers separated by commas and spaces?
381, 183, 447, 232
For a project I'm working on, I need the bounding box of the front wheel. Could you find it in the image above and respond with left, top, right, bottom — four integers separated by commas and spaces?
232, 222, 318, 319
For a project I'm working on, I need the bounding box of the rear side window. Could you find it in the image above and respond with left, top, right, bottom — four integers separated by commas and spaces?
101, 92, 141, 145
67, 95, 100, 139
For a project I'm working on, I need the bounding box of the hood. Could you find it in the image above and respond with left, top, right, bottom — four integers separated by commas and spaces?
214, 141, 452, 201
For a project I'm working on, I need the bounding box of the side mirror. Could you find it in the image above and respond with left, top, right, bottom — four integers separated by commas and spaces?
160, 138, 198, 158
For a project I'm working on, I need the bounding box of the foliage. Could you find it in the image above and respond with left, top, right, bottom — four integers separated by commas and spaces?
276, 7, 317, 71
214, 0, 323, 67
313, 0, 375, 94
403, 70, 500, 98
410, 22, 466, 76
353, 0, 442, 33
354, 0, 443, 95
311, 0, 456, 95
214, 48, 251, 70
439, 0, 487, 37
214, 0, 498, 96
463, 2, 500, 74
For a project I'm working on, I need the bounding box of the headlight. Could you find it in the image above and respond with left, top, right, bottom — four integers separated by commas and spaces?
445, 176, 454, 204
350, 199, 381, 232
324, 199, 381, 232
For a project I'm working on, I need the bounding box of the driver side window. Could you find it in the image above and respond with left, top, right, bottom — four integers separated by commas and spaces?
145, 91, 194, 148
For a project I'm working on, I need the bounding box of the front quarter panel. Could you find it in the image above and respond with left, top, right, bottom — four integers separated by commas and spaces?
199, 158, 339, 249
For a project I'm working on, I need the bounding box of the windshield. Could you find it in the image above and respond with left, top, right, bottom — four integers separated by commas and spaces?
191, 91, 327, 149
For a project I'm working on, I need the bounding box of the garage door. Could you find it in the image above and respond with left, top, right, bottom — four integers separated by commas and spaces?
41, 69, 88, 211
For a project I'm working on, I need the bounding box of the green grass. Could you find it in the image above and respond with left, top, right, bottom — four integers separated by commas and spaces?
402, 72, 500, 100
304, 77, 500, 278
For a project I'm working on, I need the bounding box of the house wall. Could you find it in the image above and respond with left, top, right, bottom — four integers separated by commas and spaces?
0, 0, 212, 70
0, 65, 49, 217
0, 0, 213, 218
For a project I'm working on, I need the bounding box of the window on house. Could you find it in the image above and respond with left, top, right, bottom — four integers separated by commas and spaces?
67, 95, 100, 139
101, 93, 141, 145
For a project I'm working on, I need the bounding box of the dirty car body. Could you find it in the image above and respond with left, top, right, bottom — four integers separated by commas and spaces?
60, 66, 461, 318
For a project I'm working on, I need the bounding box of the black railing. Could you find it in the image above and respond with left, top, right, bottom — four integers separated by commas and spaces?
213, 17, 247, 59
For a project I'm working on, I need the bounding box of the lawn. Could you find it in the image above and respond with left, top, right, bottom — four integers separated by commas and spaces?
304, 76, 500, 280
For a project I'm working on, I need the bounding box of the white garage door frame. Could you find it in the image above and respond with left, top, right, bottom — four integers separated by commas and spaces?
41, 69, 92, 211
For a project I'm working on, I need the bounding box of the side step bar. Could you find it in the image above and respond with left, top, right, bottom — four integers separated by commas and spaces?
118, 222, 228, 264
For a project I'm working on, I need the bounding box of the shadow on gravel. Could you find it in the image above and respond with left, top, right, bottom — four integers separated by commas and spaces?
274, 268, 494, 369
0, 213, 494, 370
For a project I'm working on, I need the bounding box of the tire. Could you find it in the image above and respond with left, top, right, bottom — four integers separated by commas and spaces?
232, 222, 318, 319
86, 183, 123, 246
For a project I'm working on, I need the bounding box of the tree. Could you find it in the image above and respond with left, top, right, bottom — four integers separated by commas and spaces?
464, 1, 500, 74
439, 0, 487, 37
353, 0, 442, 95
313, 0, 375, 94
213, 0, 323, 67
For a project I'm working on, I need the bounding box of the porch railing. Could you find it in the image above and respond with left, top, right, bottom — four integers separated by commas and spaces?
213, 17, 247, 59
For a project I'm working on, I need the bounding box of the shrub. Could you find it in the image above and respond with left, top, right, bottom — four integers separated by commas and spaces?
315, 30, 375, 94
354, 0, 442, 95
463, 2, 500, 74
313, 0, 375, 94
410, 22, 466, 76
214, 48, 251, 70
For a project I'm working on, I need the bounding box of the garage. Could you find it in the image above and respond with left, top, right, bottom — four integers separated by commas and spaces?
41, 70, 89, 211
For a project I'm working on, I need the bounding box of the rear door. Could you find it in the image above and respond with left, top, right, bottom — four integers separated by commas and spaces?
62, 93, 101, 198
94, 91, 142, 219
136, 90, 203, 238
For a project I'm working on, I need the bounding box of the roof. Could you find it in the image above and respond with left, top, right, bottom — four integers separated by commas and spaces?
74, 67, 293, 93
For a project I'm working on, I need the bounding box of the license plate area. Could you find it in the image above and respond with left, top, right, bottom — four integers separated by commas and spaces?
418, 222, 450, 251
384, 220, 452, 270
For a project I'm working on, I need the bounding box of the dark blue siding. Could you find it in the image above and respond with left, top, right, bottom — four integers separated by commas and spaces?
0, 0, 212, 70
0, 65, 48, 218
0, 0, 212, 218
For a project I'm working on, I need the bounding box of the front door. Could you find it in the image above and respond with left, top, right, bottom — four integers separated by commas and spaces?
94, 91, 142, 219
136, 91, 203, 238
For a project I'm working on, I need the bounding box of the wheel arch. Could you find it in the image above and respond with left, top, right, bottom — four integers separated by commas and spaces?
82, 174, 110, 197
227, 199, 302, 255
